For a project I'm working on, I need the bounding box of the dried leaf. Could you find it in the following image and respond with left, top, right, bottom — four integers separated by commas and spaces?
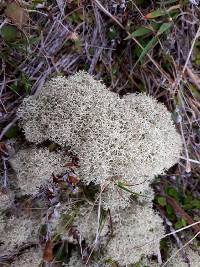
43, 239, 54, 262
63, 162, 77, 168
67, 175, 79, 185
5, 2, 29, 28
68, 32, 79, 41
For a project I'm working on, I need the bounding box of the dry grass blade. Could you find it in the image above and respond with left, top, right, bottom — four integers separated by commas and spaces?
132, 220, 200, 250
0, 0, 200, 265
161, 231, 200, 267
172, 24, 200, 91
94, 0, 172, 83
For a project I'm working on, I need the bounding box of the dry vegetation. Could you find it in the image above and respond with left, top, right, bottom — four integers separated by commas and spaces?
0, 0, 200, 267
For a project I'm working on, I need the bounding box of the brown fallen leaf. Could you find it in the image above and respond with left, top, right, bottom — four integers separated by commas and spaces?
68, 32, 79, 41
68, 174, 79, 185
5, 1, 29, 29
43, 238, 54, 262
63, 162, 77, 168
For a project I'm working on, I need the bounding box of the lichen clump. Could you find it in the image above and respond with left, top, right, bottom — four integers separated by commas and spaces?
53, 201, 164, 266
0, 190, 14, 211
9, 147, 69, 195
106, 204, 165, 265
18, 71, 182, 191
101, 181, 155, 211
0, 216, 38, 254
54, 203, 110, 247
8, 71, 183, 266
166, 247, 200, 267
10, 247, 42, 267
64, 251, 86, 267
64, 251, 111, 267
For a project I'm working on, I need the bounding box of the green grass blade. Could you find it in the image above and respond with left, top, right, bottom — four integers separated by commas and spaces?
125, 27, 153, 40
137, 36, 158, 63
156, 22, 173, 36
145, 9, 166, 19
116, 181, 147, 197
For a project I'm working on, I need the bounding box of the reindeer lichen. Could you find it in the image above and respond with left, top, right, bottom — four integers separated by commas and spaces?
18, 71, 182, 193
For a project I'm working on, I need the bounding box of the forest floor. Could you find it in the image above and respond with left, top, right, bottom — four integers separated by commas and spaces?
0, 0, 200, 266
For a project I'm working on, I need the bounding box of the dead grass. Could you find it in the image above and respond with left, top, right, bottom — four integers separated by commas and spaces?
0, 0, 200, 266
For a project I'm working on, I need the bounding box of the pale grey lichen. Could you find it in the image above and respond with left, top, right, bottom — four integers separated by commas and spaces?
14, 72, 183, 267
166, 247, 200, 267
9, 147, 69, 195
137, 256, 159, 267
106, 204, 165, 266
0, 216, 39, 255
74, 205, 110, 246
10, 247, 42, 267
64, 251, 111, 267
101, 180, 155, 211
18, 71, 182, 193
101, 183, 132, 211
64, 251, 85, 267
58, 204, 110, 247
0, 215, 5, 233
0, 190, 14, 211
18, 72, 113, 146
77, 93, 182, 187
47, 202, 73, 234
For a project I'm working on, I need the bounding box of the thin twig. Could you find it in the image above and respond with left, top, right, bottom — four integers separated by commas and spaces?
2, 157, 8, 188
94, 0, 172, 83
85, 184, 108, 265
186, 67, 200, 91
133, 220, 200, 250
179, 109, 191, 173
180, 156, 200, 165
172, 24, 200, 90
161, 231, 200, 267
